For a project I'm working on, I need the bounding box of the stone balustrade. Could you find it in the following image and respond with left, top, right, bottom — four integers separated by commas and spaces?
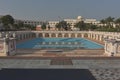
1, 31, 120, 43
1, 30, 120, 56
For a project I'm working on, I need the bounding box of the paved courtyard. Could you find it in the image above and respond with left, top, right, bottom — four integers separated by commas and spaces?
0, 58, 120, 80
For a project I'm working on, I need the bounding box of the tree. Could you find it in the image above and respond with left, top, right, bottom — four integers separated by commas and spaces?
100, 19, 106, 24
115, 18, 120, 24
89, 24, 97, 31
47, 25, 51, 30
100, 16, 115, 30
105, 16, 114, 23
14, 21, 24, 30
55, 23, 61, 30
105, 16, 115, 28
0, 15, 14, 30
41, 23, 46, 30
60, 21, 69, 30
55, 21, 69, 31
115, 18, 120, 32
66, 23, 71, 31
74, 21, 85, 30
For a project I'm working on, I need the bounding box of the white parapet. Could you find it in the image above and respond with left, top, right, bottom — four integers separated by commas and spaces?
104, 38, 120, 56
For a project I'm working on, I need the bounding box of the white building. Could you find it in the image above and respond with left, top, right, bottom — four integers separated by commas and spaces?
48, 16, 100, 30
14, 19, 43, 26
48, 21, 59, 30
64, 16, 84, 30
84, 19, 100, 25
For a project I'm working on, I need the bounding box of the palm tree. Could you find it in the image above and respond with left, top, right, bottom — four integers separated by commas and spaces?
105, 16, 115, 28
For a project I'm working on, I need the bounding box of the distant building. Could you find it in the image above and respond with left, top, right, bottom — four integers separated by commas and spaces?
14, 19, 43, 26
84, 19, 100, 25
64, 16, 84, 30
48, 21, 59, 30
48, 16, 100, 30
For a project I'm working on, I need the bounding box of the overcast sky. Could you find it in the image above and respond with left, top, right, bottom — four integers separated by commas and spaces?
0, 0, 120, 21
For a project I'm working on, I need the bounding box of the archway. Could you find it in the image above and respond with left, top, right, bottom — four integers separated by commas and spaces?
71, 33, 75, 38
51, 33, 56, 37
39, 33, 43, 37
45, 33, 49, 37
58, 33, 62, 37
64, 33, 68, 37
84, 33, 88, 38
77, 33, 81, 38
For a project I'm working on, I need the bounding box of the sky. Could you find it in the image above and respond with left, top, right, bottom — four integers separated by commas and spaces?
0, 0, 120, 21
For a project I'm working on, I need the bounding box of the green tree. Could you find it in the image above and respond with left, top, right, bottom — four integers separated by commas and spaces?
55, 23, 61, 30
115, 18, 120, 32
105, 16, 114, 23
41, 23, 46, 30
99, 16, 115, 31
105, 16, 115, 28
48, 25, 51, 30
14, 21, 24, 30
55, 21, 69, 31
66, 23, 71, 31
0, 15, 14, 30
74, 21, 85, 30
100, 19, 106, 24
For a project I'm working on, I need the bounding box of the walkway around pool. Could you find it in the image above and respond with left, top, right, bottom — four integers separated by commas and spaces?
15, 49, 104, 57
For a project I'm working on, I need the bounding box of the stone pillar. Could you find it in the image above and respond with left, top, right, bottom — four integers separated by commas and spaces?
88, 34, 91, 38
56, 34, 58, 38
81, 34, 84, 38
68, 34, 71, 38
113, 43, 118, 54
93, 34, 96, 39
62, 34, 65, 38
91, 34, 93, 39
49, 33, 52, 38
96, 35, 98, 40
75, 34, 78, 38
42, 33, 45, 38
104, 41, 107, 53
36, 33, 39, 38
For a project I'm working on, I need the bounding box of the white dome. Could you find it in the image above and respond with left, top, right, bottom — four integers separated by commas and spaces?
77, 16, 82, 19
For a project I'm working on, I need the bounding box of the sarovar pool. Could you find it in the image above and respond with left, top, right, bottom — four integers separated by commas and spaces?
16, 38, 104, 49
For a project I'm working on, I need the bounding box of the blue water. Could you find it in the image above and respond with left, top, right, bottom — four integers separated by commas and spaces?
16, 38, 104, 49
